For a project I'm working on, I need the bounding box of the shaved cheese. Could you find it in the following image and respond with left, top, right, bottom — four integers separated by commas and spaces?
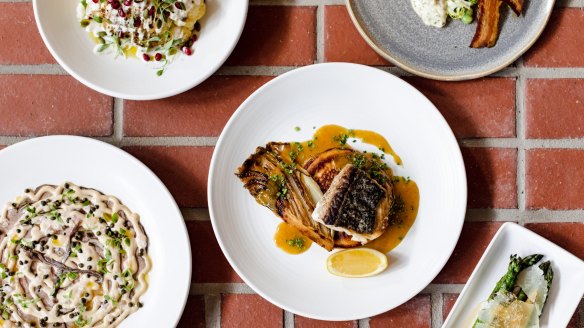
516, 265, 549, 316
476, 291, 539, 328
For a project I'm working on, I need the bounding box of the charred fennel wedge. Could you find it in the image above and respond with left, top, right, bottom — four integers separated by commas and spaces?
236, 144, 335, 251
473, 254, 553, 328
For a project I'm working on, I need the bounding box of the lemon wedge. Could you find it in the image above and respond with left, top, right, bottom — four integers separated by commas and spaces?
326, 248, 388, 278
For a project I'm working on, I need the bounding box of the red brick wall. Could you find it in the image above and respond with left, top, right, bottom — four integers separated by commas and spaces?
1, 1, 583, 327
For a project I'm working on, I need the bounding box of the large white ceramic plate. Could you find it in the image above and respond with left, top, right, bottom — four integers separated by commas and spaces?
208, 63, 467, 320
33, 0, 247, 100
444, 222, 584, 328
0, 136, 190, 327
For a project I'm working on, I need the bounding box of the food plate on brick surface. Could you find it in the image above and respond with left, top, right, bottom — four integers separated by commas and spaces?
346, 0, 554, 80
208, 63, 467, 320
33, 0, 248, 100
0, 136, 190, 327
443, 223, 584, 328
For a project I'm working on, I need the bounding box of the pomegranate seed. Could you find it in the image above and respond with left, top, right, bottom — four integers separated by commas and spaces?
154, 53, 162, 61
118, 9, 126, 17
124, 0, 132, 5
174, 2, 184, 10
133, 17, 141, 27
92, 0, 98, 3
111, 1, 121, 9
191, 34, 198, 42
143, 54, 150, 61
182, 47, 192, 56
149, 6, 155, 17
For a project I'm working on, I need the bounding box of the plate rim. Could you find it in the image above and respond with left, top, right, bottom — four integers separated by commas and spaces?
208, 62, 468, 320
0, 135, 192, 327
345, 0, 556, 81
32, 0, 249, 100
443, 222, 584, 327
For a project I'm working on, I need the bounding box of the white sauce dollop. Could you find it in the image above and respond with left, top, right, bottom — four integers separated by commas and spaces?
410, 0, 448, 27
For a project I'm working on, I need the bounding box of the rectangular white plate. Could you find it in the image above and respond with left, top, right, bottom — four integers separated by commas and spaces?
443, 222, 584, 328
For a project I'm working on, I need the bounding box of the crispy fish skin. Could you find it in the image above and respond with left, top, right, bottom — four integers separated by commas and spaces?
471, 0, 503, 48
305, 149, 394, 247
236, 144, 335, 251
312, 165, 391, 244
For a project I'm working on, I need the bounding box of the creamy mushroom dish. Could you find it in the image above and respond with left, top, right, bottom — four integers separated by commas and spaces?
0, 183, 150, 327
77, 0, 206, 75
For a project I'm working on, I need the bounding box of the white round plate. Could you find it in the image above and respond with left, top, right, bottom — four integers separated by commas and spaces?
208, 63, 467, 320
33, 0, 248, 100
0, 137, 190, 327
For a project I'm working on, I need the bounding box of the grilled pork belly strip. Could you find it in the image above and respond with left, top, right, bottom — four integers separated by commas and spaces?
471, 0, 503, 48
502, 0, 523, 16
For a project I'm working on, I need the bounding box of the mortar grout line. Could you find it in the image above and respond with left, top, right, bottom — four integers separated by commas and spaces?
0, 65, 67, 75
204, 294, 221, 328
112, 98, 124, 145
181, 207, 584, 223
284, 311, 294, 328
190, 283, 460, 295
316, 3, 325, 63
358, 318, 370, 328
516, 58, 527, 217
8, 135, 584, 149
182, 208, 211, 221
431, 292, 443, 328
6, 64, 584, 78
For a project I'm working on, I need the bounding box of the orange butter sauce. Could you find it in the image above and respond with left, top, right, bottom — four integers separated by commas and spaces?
274, 222, 313, 254
273, 125, 419, 255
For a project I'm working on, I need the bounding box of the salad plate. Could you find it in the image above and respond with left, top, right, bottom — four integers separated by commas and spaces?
346, 0, 554, 80
33, 0, 248, 100
208, 63, 467, 320
0, 136, 191, 327
443, 222, 584, 328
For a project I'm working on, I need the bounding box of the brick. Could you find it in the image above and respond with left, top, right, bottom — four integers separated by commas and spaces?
187, 221, 241, 283
221, 294, 283, 328
526, 79, 584, 138
0, 75, 112, 136
408, 78, 516, 138
295, 316, 357, 328
435, 222, 503, 283
525, 223, 584, 261
0, 3, 54, 64
524, 9, 584, 67
370, 295, 431, 328
567, 299, 583, 328
124, 76, 272, 137
225, 6, 316, 66
526, 149, 584, 209
124, 147, 212, 207
463, 148, 517, 209
177, 296, 205, 328
442, 294, 459, 321
324, 6, 389, 65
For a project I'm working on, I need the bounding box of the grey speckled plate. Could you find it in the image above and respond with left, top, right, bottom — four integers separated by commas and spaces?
347, 0, 554, 80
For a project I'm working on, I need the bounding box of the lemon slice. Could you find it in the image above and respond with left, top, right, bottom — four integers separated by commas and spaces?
326, 248, 388, 278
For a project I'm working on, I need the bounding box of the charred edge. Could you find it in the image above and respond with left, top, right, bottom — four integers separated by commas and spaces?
501, 0, 522, 15
471, 0, 503, 48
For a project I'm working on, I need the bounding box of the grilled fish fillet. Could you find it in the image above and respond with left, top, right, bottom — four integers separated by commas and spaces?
304, 148, 394, 247
312, 165, 391, 244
